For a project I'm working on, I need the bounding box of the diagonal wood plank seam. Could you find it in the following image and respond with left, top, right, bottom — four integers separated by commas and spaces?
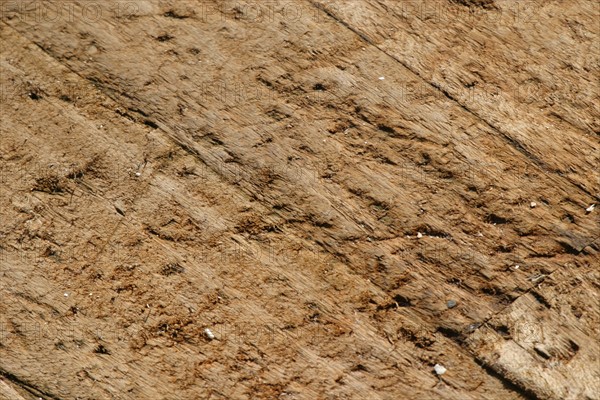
0, 367, 65, 400
306, 0, 599, 202
441, 255, 598, 400
432, 267, 568, 400
471, 358, 542, 400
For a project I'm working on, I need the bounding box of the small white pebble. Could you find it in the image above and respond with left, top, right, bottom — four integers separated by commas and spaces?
514, 265, 520, 269
64, 293, 69, 297
417, 232, 423, 239
434, 364, 447, 375
379, 76, 385, 80
530, 202, 537, 208
204, 328, 215, 340
135, 171, 141, 177
586, 204, 595, 213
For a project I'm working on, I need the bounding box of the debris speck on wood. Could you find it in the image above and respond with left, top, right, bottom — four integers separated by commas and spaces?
204, 328, 215, 340
530, 202, 537, 208
447, 300, 457, 309
586, 204, 595, 213
417, 232, 423, 239
434, 364, 447, 375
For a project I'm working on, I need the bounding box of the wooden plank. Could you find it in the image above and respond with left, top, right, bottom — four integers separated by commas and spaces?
1, 0, 598, 398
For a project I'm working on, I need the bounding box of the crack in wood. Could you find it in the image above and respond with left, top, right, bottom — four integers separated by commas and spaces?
474, 359, 542, 400
0, 368, 64, 400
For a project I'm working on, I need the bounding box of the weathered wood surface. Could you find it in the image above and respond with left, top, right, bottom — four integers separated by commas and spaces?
1, 1, 598, 399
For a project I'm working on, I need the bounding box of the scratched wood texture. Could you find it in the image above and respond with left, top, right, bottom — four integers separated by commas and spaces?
0, 1, 598, 399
